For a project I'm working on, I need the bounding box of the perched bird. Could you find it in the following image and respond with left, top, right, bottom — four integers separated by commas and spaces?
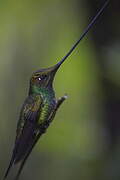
3, 0, 109, 180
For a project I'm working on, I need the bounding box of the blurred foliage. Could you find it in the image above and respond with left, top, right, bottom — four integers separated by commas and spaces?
0, 0, 120, 180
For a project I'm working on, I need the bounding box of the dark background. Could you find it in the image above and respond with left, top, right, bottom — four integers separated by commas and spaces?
0, 0, 120, 180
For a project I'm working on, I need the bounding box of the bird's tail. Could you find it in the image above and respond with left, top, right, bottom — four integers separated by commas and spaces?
3, 150, 16, 180
14, 133, 41, 180
3, 122, 40, 180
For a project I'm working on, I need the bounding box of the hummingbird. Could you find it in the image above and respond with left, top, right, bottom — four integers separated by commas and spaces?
3, 0, 109, 180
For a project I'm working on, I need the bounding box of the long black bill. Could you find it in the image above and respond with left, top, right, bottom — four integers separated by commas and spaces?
53, 0, 109, 70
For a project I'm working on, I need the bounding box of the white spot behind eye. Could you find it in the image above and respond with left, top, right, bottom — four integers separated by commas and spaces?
38, 77, 41, 81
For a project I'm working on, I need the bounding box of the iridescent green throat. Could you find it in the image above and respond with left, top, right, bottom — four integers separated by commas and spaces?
30, 85, 55, 99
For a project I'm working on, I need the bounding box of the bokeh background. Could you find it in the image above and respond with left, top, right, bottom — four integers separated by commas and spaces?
0, 0, 120, 180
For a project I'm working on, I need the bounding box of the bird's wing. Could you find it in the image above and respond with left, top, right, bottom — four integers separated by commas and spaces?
15, 94, 42, 163
16, 94, 42, 139
3, 94, 42, 180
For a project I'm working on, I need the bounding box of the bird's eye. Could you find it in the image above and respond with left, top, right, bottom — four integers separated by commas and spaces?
38, 77, 41, 81
37, 75, 47, 81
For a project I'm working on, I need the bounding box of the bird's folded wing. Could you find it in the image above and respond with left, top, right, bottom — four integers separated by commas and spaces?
14, 94, 42, 163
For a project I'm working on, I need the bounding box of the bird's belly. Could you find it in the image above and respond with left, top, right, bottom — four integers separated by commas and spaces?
38, 100, 56, 125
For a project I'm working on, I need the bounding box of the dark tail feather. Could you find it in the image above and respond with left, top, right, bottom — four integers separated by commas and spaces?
3, 152, 15, 180
14, 133, 41, 180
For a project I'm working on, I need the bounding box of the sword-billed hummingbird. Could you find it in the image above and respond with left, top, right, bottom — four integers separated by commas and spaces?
3, 0, 109, 179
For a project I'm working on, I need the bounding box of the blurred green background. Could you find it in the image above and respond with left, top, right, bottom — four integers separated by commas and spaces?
0, 0, 120, 180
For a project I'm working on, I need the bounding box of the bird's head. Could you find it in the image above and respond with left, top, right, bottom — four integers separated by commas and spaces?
30, 61, 62, 90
